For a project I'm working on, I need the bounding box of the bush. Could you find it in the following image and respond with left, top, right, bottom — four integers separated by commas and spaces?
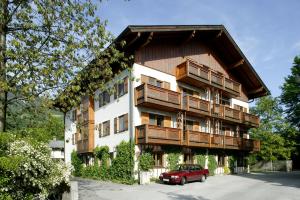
224, 166, 230, 174
71, 150, 83, 177
167, 153, 180, 171
94, 146, 110, 168
139, 152, 154, 171
195, 154, 206, 168
110, 141, 134, 183
208, 155, 217, 176
0, 137, 71, 200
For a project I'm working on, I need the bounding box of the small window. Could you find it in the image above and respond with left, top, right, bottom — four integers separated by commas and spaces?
149, 114, 164, 127
102, 120, 110, 137
156, 80, 162, 88
157, 115, 164, 127
71, 110, 77, 122
115, 113, 128, 133
149, 77, 156, 86
153, 153, 163, 167
220, 96, 231, 106
185, 120, 194, 131
99, 91, 110, 107
149, 114, 156, 126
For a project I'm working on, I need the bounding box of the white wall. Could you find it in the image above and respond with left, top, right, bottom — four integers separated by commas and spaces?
93, 70, 131, 152
64, 111, 77, 164
231, 98, 249, 112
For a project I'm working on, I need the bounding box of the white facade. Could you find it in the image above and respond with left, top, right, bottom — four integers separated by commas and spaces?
64, 111, 77, 164
51, 149, 65, 160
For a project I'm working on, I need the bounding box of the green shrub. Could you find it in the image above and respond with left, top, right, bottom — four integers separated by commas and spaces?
208, 155, 217, 176
71, 150, 83, 176
224, 166, 230, 174
94, 146, 110, 168
110, 141, 134, 182
167, 153, 180, 171
139, 152, 154, 171
195, 154, 206, 168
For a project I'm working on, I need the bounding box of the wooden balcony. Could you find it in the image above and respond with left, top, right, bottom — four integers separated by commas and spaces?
212, 104, 241, 123
77, 139, 89, 153
176, 59, 210, 87
182, 95, 210, 117
135, 124, 182, 145
243, 139, 260, 152
185, 130, 210, 147
176, 59, 241, 97
243, 113, 260, 127
135, 83, 181, 112
135, 125, 260, 152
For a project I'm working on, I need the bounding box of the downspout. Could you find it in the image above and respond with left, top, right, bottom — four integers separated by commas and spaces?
129, 69, 134, 179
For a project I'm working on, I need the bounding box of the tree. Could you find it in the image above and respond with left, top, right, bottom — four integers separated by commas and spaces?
250, 96, 295, 161
0, 0, 131, 132
280, 56, 300, 129
280, 56, 300, 168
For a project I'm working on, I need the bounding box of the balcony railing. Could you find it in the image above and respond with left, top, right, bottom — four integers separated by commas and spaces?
182, 95, 210, 116
135, 125, 260, 151
135, 83, 181, 111
224, 106, 242, 123
243, 113, 260, 127
77, 139, 89, 153
176, 59, 241, 97
135, 124, 182, 145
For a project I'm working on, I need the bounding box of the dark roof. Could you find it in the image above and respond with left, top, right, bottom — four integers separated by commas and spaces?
48, 140, 64, 149
115, 25, 270, 99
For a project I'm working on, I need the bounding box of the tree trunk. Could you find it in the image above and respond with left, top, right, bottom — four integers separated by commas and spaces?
0, 0, 8, 132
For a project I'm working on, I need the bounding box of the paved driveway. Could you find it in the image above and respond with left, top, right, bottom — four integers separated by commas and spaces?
75, 172, 300, 200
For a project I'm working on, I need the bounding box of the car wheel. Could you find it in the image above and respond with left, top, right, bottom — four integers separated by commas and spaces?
180, 177, 186, 185
200, 175, 205, 182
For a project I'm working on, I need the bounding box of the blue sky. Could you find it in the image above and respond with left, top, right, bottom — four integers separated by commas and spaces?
96, 0, 300, 97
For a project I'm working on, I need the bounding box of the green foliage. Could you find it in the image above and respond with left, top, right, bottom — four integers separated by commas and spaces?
280, 56, 300, 129
94, 146, 110, 168
195, 154, 206, 168
250, 96, 295, 161
71, 151, 83, 177
228, 156, 236, 172
0, 134, 71, 200
167, 153, 180, 171
208, 155, 217, 176
110, 141, 135, 182
224, 166, 230, 175
139, 152, 154, 171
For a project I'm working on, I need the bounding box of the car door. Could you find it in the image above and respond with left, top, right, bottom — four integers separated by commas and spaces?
188, 165, 197, 181
193, 165, 202, 181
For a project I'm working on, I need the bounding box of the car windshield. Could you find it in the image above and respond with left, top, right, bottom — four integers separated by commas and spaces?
178, 165, 190, 171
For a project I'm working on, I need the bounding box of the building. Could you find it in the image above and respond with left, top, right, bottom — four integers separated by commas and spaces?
63, 25, 269, 176
48, 138, 64, 160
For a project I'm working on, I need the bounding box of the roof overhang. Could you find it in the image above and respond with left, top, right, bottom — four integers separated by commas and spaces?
115, 25, 270, 99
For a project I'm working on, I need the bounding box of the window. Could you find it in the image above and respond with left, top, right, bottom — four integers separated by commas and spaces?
149, 114, 164, 127
99, 91, 110, 107
71, 110, 77, 122
114, 77, 128, 99
99, 121, 110, 137
218, 155, 225, 167
72, 134, 75, 145
153, 153, 163, 167
114, 113, 128, 133
220, 96, 231, 106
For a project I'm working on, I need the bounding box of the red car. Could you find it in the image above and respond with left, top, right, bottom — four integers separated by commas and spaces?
159, 164, 209, 185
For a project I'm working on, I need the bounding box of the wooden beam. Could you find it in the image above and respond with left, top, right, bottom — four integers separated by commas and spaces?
229, 59, 244, 69
181, 30, 196, 45
216, 30, 223, 38
140, 32, 153, 48
126, 32, 141, 47
248, 87, 264, 95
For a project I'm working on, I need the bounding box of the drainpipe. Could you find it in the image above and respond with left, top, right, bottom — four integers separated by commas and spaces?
129, 70, 134, 179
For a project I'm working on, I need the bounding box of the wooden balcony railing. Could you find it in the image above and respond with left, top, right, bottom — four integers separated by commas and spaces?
225, 78, 241, 96
135, 124, 182, 145
176, 59, 241, 97
77, 139, 89, 153
224, 106, 241, 122
135, 125, 260, 151
182, 95, 210, 116
186, 130, 210, 147
135, 83, 181, 111
243, 113, 260, 127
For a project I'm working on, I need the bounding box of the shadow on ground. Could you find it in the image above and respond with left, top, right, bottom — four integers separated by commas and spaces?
166, 193, 210, 200
233, 171, 300, 189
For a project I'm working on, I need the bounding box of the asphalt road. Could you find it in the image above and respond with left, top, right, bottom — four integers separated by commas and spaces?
74, 172, 300, 200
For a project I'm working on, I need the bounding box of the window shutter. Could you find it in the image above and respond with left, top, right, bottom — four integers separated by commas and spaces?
114, 117, 118, 133
141, 112, 149, 124
114, 84, 118, 99
99, 123, 102, 138
193, 121, 200, 131
124, 77, 128, 94
72, 134, 75, 145
164, 116, 171, 127
163, 81, 170, 89
124, 113, 128, 130
141, 75, 149, 84
107, 121, 110, 135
